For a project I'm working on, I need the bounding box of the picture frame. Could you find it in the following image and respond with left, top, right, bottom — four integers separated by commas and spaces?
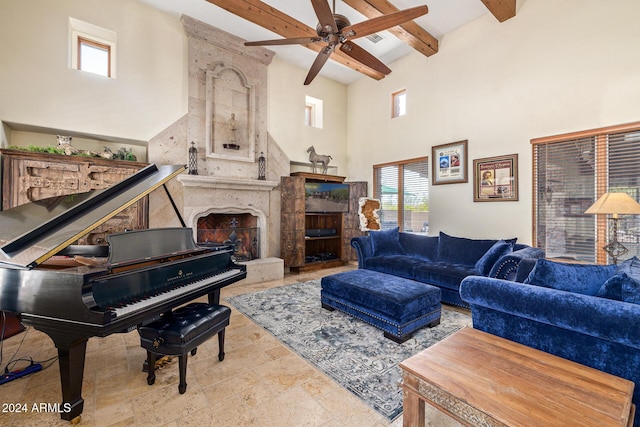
431, 140, 468, 185
473, 154, 519, 202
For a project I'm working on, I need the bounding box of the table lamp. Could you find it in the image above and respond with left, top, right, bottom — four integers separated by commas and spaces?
584, 192, 640, 264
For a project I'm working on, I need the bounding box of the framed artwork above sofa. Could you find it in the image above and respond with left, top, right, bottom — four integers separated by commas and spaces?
473, 153, 519, 202
431, 140, 468, 185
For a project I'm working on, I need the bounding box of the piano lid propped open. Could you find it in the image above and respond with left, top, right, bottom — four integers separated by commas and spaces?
0, 164, 187, 269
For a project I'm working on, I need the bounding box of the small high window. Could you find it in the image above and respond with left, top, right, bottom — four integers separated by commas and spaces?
78, 37, 110, 77
69, 17, 116, 78
392, 89, 407, 118
305, 95, 323, 128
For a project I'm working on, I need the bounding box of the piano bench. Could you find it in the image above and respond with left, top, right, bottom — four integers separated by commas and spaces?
137, 302, 231, 394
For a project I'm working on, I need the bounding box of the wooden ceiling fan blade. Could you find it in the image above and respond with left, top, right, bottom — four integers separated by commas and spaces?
342, 5, 428, 40
340, 41, 391, 75
245, 36, 321, 47
311, 0, 338, 33
304, 45, 334, 85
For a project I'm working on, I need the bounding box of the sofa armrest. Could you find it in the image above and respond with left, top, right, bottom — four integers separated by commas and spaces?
350, 236, 373, 268
489, 246, 545, 281
460, 276, 640, 349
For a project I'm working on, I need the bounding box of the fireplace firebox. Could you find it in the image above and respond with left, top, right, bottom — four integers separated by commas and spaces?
197, 214, 259, 261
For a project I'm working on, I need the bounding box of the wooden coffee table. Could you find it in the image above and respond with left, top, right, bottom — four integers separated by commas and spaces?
399, 327, 635, 427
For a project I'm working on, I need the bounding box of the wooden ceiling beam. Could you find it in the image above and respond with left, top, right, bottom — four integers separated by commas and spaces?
480, 0, 516, 22
205, 0, 385, 80
343, 0, 438, 57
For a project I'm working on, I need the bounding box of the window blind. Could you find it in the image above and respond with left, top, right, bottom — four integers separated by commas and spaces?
533, 122, 640, 263
373, 157, 429, 234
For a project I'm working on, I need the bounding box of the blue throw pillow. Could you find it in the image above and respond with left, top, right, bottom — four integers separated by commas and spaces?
370, 227, 405, 256
524, 259, 617, 296
436, 232, 497, 266
474, 240, 514, 276
618, 256, 640, 281
597, 272, 640, 304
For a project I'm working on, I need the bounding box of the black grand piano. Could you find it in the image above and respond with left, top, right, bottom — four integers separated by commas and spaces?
0, 164, 246, 421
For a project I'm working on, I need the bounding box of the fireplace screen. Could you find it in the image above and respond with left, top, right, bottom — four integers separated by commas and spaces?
197, 214, 259, 261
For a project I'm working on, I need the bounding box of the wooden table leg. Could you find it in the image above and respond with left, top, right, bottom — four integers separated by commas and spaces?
403, 374, 425, 427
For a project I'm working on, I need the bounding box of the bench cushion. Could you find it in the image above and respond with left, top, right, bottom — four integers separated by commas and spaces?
139, 303, 231, 354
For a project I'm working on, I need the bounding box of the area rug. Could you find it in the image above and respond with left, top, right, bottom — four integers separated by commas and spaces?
226, 279, 471, 421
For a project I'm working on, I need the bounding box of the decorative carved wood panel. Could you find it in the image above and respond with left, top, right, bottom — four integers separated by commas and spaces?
1, 149, 149, 245
343, 181, 368, 261
280, 175, 306, 267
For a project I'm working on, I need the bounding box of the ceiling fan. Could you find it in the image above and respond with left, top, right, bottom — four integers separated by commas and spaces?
244, 0, 428, 85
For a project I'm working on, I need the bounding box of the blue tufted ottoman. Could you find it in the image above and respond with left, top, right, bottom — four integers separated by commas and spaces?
138, 303, 231, 394
321, 269, 441, 343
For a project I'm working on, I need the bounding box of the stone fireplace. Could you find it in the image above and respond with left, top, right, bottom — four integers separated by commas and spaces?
178, 173, 277, 261
148, 16, 289, 284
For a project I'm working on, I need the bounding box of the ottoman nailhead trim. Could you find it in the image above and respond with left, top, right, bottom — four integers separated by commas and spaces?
323, 295, 440, 337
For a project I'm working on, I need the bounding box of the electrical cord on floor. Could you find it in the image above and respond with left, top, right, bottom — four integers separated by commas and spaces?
1, 315, 30, 374
0, 314, 58, 376
4, 355, 58, 374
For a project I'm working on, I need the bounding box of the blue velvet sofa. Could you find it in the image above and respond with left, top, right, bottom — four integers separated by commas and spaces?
460, 257, 640, 426
350, 229, 544, 307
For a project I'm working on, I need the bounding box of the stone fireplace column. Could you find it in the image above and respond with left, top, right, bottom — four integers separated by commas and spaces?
148, 16, 287, 285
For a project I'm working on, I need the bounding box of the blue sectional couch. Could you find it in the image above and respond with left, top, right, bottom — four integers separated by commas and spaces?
350, 229, 544, 307
460, 257, 640, 426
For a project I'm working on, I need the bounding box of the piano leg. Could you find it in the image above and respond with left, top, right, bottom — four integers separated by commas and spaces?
37, 328, 88, 422
208, 289, 221, 305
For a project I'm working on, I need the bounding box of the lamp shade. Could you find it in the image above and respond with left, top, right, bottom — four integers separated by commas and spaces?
584, 192, 640, 215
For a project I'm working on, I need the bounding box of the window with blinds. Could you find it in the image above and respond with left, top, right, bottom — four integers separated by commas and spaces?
373, 157, 429, 234
532, 122, 640, 263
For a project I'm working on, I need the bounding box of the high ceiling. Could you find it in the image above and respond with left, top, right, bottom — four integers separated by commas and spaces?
136, 0, 511, 85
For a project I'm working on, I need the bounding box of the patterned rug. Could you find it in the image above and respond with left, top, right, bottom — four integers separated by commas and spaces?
226, 279, 471, 421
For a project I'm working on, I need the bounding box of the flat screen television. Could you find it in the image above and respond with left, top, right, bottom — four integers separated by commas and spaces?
305, 182, 349, 213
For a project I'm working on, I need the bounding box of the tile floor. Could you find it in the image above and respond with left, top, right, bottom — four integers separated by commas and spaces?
0, 265, 463, 426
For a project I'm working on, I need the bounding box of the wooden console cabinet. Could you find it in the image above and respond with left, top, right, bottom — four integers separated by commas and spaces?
281, 172, 366, 273
1, 149, 149, 245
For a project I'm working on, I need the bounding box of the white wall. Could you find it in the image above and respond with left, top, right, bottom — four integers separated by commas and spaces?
267, 58, 348, 174
0, 0, 350, 174
0, 0, 187, 142
3, 0, 640, 244
347, 0, 640, 244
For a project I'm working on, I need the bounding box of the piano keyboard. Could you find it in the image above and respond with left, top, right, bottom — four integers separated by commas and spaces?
111, 268, 241, 318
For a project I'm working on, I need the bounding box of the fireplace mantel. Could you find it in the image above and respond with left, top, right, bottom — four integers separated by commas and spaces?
178, 174, 278, 191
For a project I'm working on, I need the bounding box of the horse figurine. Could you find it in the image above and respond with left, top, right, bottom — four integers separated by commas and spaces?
307, 145, 332, 174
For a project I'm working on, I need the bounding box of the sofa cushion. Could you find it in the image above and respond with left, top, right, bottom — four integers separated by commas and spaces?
365, 255, 425, 278
399, 232, 438, 261
474, 240, 514, 276
413, 262, 477, 291
370, 227, 405, 256
524, 259, 617, 296
436, 232, 514, 267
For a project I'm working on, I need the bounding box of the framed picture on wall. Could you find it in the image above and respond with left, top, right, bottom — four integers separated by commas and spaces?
431, 140, 468, 185
473, 154, 519, 202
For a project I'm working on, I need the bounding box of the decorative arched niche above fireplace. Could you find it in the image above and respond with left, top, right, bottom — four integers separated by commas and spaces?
205, 63, 256, 163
